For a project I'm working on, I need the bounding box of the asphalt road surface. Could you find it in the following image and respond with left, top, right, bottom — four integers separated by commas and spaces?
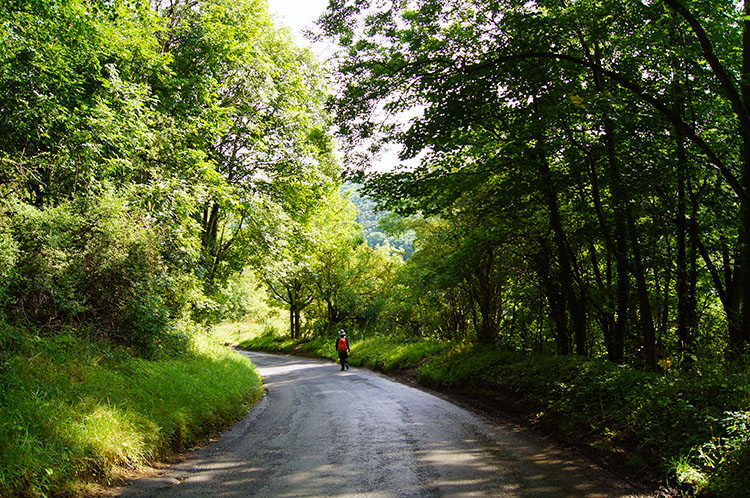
119, 351, 654, 498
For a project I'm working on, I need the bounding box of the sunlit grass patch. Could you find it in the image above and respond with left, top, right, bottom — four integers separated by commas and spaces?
0, 329, 263, 496
213, 317, 286, 345
671, 453, 709, 493
350, 336, 445, 371
69, 401, 149, 469
240, 331, 448, 373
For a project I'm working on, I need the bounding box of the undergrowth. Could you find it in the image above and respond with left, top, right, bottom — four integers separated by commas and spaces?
0, 324, 263, 497
418, 346, 750, 496
242, 331, 750, 497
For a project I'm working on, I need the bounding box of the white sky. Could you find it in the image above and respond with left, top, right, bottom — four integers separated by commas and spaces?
266, 0, 412, 173
266, 0, 329, 47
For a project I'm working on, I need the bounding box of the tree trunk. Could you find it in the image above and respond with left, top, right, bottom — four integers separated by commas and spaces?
287, 286, 298, 339
675, 110, 698, 352
625, 209, 657, 368
663, 0, 750, 355
590, 242, 618, 361
737, 2, 750, 354
289, 304, 296, 339
534, 102, 580, 354
602, 112, 657, 368
294, 308, 302, 339
587, 36, 630, 364
472, 247, 500, 345
538, 240, 570, 354
537, 138, 582, 355
601, 116, 630, 365
202, 202, 220, 253
670, 33, 700, 353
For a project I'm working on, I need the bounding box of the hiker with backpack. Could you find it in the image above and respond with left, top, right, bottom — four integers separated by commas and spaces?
336, 330, 350, 370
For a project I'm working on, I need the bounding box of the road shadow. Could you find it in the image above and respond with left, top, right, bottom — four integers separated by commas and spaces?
118, 352, 651, 498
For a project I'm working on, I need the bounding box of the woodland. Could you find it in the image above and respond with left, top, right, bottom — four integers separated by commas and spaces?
1, 0, 750, 496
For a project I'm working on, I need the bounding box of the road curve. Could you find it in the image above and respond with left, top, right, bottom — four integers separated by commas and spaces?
120, 351, 653, 498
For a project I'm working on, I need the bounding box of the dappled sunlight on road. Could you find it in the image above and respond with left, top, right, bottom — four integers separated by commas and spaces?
257, 358, 332, 377
119, 352, 652, 498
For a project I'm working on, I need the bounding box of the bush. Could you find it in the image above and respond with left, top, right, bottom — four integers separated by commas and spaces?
0, 222, 19, 321
1, 191, 186, 353
692, 411, 750, 497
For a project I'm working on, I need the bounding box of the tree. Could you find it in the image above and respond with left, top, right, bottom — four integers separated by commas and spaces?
151, 0, 338, 290
0, 0, 340, 351
319, 0, 750, 364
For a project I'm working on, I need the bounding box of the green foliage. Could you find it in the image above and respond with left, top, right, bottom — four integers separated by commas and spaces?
0, 326, 263, 497
319, 0, 750, 366
0, 215, 19, 320
212, 316, 287, 346
1, 191, 187, 353
214, 268, 278, 323
688, 411, 750, 497
0, 0, 342, 352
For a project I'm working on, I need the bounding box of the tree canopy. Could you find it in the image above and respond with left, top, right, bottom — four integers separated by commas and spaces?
0, 0, 339, 349
6, 0, 750, 368
316, 0, 750, 366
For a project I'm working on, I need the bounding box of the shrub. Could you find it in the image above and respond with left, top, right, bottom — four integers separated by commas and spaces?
0, 220, 19, 320
2, 191, 184, 353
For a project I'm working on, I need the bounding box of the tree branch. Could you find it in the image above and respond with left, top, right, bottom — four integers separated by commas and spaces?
661, 0, 750, 138
464, 51, 750, 210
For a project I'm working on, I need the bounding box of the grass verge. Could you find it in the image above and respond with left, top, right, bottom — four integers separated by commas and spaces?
0, 324, 263, 497
236, 329, 445, 372
241, 330, 750, 498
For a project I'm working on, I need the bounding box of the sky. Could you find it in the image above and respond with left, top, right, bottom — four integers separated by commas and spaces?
265, 0, 411, 173
266, 0, 329, 47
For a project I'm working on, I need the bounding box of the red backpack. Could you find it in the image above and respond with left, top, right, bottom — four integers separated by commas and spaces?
337, 337, 348, 352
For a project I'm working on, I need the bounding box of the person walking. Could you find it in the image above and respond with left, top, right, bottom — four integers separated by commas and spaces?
336, 330, 350, 370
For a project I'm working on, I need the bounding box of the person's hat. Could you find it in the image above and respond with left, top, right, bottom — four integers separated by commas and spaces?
339, 330, 346, 336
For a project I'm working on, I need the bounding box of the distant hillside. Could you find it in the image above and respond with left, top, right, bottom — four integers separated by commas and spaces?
343, 183, 414, 256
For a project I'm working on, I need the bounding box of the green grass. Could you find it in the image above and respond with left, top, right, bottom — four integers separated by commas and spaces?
241, 332, 750, 497
213, 317, 287, 346
348, 336, 446, 371
239, 331, 446, 372
0, 326, 263, 497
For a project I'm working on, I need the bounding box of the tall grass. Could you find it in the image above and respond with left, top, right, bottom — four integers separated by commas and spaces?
0, 327, 263, 497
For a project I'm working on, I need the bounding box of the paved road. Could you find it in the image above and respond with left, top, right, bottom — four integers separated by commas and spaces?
120, 352, 653, 498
